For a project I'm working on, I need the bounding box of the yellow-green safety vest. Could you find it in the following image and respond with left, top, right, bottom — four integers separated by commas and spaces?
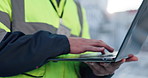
0, 0, 90, 78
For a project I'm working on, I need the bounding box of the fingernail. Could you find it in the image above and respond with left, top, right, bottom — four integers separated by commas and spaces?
100, 63, 110, 67
100, 47, 105, 50
98, 48, 105, 54
90, 63, 95, 65
100, 62, 106, 66
109, 48, 114, 52
122, 59, 126, 63
128, 54, 133, 57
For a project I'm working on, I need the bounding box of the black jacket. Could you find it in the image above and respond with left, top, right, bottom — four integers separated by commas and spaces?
0, 31, 112, 78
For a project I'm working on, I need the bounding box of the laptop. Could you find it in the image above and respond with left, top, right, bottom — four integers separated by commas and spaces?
49, 0, 148, 62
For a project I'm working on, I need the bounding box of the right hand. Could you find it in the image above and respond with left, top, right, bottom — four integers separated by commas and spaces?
68, 37, 114, 54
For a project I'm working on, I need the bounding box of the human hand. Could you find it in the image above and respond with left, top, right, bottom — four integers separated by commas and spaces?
68, 37, 114, 54
85, 55, 138, 76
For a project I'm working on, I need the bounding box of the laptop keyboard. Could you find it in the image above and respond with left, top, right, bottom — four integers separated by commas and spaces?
80, 52, 118, 58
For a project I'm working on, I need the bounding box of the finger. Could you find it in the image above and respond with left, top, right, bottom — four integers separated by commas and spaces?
90, 63, 106, 73
86, 62, 101, 73
86, 62, 111, 76
99, 63, 115, 74
100, 62, 111, 67
85, 46, 105, 54
111, 59, 125, 69
126, 54, 138, 62
128, 54, 134, 57
85, 62, 95, 65
87, 62, 105, 72
91, 40, 114, 52
87, 63, 104, 76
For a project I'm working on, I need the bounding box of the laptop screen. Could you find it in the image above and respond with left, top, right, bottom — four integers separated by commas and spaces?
115, 0, 148, 62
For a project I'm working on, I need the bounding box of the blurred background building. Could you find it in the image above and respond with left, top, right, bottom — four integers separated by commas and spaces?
79, 0, 148, 78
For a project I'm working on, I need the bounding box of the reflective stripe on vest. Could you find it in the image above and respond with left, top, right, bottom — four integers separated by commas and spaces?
0, 28, 7, 42
0, 11, 11, 29
74, 0, 83, 37
0, 11, 11, 42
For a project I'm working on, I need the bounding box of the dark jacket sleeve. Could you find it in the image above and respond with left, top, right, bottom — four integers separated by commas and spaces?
0, 31, 70, 77
80, 63, 113, 78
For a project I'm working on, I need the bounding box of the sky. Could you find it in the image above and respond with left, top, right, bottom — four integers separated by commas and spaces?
107, 0, 143, 14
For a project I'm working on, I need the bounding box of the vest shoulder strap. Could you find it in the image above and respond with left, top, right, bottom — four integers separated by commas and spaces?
74, 0, 83, 37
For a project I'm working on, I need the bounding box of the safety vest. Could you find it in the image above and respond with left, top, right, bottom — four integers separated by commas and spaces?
0, 0, 90, 78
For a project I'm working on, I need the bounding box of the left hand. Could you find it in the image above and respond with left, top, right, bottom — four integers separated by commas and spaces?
85, 54, 138, 76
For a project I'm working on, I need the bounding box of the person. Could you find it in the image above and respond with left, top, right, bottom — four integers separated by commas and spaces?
0, 0, 138, 78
